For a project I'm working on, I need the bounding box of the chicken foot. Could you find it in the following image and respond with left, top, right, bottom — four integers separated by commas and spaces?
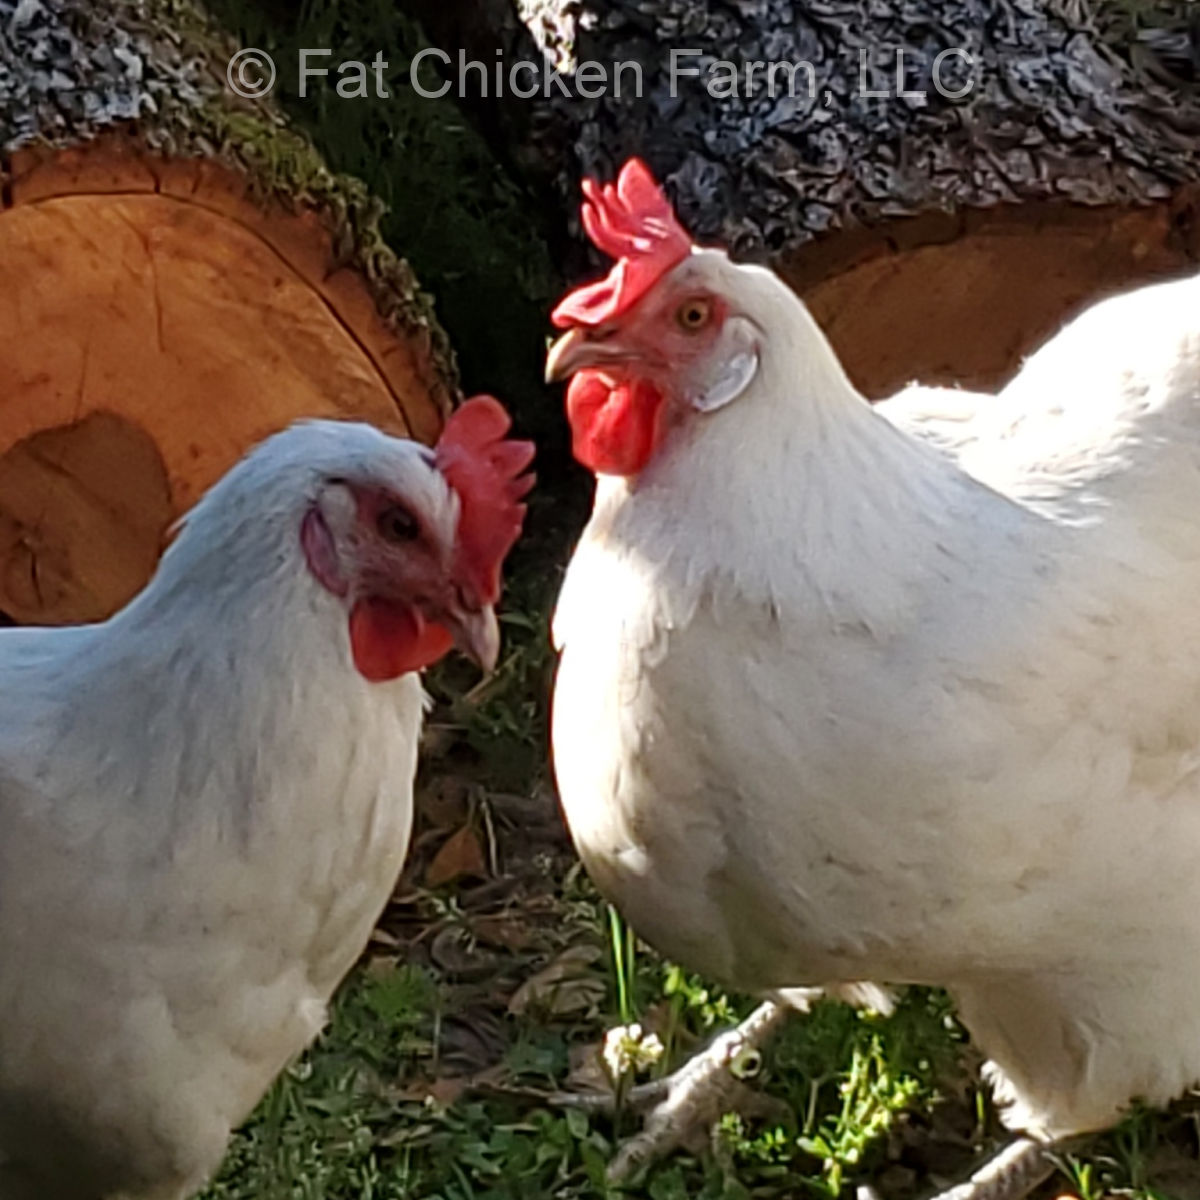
606, 1046, 1058, 1200
606, 995, 797, 1183
570, 985, 1057, 1200
919, 1136, 1058, 1200
599, 986, 902, 1183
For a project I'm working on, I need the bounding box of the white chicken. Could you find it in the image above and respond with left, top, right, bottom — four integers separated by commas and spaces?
0, 398, 533, 1200
547, 159, 1200, 1189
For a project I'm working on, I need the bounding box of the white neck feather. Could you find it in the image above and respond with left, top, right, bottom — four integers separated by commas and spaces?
584, 275, 1017, 634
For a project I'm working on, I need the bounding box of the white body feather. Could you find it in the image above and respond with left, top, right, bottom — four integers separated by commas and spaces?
0, 423, 442, 1198
553, 264, 1200, 1139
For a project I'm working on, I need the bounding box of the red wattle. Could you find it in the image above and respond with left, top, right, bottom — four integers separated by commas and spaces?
566, 371, 666, 477
349, 598, 454, 682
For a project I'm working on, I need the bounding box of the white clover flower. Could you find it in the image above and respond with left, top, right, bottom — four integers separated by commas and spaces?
602, 1022, 665, 1080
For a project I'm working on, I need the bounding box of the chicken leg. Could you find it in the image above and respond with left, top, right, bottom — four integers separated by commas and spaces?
605, 985, 893, 1181
923, 1137, 1057, 1200
607, 997, 794, 1182
603, 989, 1061, 1200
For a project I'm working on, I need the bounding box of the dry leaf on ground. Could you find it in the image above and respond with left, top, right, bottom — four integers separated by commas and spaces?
507, 943, 606, 1018
425, 825, 487, 887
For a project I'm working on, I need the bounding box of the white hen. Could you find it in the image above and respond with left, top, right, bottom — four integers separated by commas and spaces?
0, 399, 532, 1199
548, 159, 1200, 1152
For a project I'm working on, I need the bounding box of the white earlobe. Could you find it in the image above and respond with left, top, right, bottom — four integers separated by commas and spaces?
316, 482, 358, 533
691, 349, 759, 413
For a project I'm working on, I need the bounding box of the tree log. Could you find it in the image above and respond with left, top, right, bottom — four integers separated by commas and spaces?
0, 0, 456, 624
407, 0, 1200, 395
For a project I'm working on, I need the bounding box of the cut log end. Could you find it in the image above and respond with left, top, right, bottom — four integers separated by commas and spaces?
0, 413, 170, 625
0, 140, 453, 625
782, 200, 1200, 400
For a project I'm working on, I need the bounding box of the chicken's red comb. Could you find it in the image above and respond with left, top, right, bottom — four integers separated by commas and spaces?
435, 396, 535, 607
550, 158, 693, 330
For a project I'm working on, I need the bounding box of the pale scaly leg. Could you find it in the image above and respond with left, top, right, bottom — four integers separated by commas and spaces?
606, 985, 896, 1183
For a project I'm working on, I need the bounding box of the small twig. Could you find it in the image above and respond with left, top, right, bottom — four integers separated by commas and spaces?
478, 791, 501, 878
472, 1077, 668, 1114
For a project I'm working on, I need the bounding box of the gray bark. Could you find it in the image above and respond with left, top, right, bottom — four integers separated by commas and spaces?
405, 0, 1200, 260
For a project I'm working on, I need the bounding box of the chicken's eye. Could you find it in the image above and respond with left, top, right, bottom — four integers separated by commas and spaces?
377, 505, 420, 544
676, 298, 712, 332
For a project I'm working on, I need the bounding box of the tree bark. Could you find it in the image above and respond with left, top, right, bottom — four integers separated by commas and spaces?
406, 0, 1200, 397
0, 0, 457, 624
